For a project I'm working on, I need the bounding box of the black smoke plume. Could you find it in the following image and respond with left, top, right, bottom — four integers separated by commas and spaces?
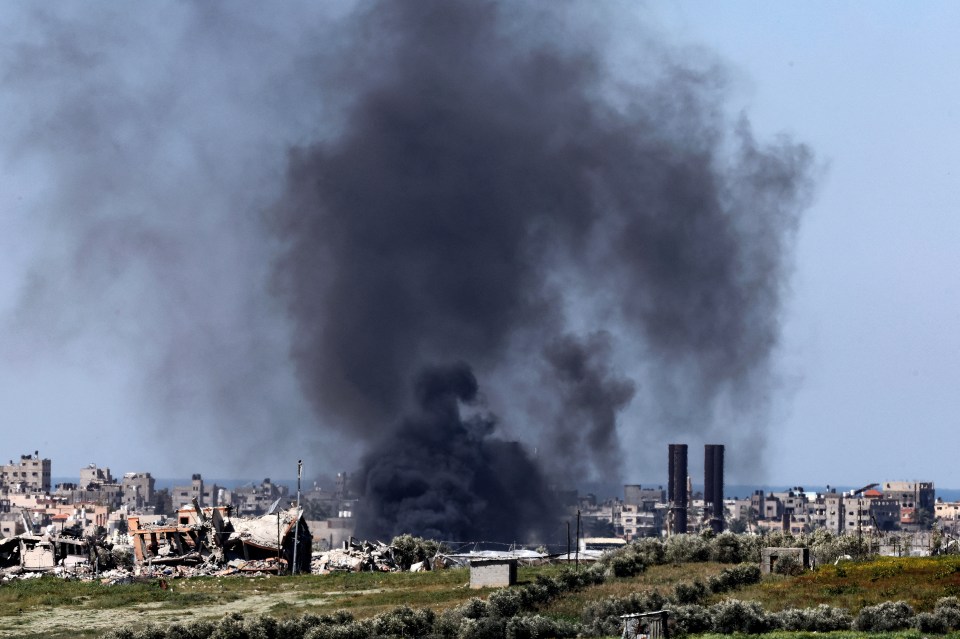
541, 332, 636, 482
355, 362, 558, 542
271, 0, 812, 541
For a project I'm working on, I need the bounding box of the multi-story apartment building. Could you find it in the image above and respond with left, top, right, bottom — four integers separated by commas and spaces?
882, 481, 935, 525
171, 474, 219, 509
121, 472, 156, 511
0, 452, 51, 494
79, 464, 113, 488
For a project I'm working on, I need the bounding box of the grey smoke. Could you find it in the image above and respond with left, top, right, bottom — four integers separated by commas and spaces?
271, 0, 812, 539
354, 362, 558, 542
0, 1, 813, 537
541, 332, 636, 482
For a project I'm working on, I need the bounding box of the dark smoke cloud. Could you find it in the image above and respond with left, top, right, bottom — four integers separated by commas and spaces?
541, 332, 636, 481
0, 0, 812, 535
0, 3, 334, 475
355, 362, 558, 542
271, 0, 813, 539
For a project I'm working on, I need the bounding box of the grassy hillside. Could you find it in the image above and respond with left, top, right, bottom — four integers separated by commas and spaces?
3, 556, 960, 638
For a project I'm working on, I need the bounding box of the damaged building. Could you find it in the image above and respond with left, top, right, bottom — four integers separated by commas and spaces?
127, 501, 311, 574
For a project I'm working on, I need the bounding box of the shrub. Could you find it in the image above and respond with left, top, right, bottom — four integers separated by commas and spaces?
457, 617, 506, 639
770, 605, 851, 632
390, 534, 446, 570
707, 564, 761, 593
607, 553, 645, 578
709, 599, 771, 634
935, 597, 960, 630
488, 588, 524, 618
245, 615, 279, 639
772, 554, 803, 576
671, 604, 712, 637
372, 605, 436, 637
914, 612, 947, 634
276, 614, 326, 639
673, 580, 707, 605
631, 538, 666, 566
435, 609, 465, 639
664, 535, 710, 564
709, 533, 746, 563
853, 600, 915, 632
459, 598, 490, 620
164, 622, 212, 639
304, 620, 374, 639
505, 615, 578, 639
210, 613, 247, 639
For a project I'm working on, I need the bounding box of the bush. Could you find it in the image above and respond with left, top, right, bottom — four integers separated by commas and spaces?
244, 615, 279, 639
673, 580, 707, 605
707, 564, 761, 593
671, 604, 711, 637
505, 615, 577, 639
607, 553, 645, 578
372, 605, 435, 637
914, 612, 947, 634
304, 620, 373, 639
772, 554, 803, 576
390, 534, 446, 570
709, 599, 771, 634
457, 617, 506, 639
770, 605, 851, 632
631, 538, 666, 566
459, 598, 490, 619
488, 588, 524, 618
709, 533, 746, 564
664, 535, 711, 564
210, 613, 247, 639
276, 614, 326, 639
164, 622, 216, 639
853, 600, 915, 632
935, 597, 960, 630
599, 542, 648, 578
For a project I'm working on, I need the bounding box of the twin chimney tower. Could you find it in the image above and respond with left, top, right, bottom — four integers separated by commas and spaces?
668, 443, 725, 534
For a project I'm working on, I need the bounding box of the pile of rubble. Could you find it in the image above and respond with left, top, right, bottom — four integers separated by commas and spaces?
311, 538, 400, 573
126, 500, 312, 575
0, 499, 313, 583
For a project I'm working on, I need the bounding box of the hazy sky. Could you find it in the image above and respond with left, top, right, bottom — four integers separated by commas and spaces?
0, 2, 957, 490
653, 3, 960, 488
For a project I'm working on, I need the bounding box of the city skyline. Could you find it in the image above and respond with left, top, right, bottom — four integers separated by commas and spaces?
0, 3, 958, 487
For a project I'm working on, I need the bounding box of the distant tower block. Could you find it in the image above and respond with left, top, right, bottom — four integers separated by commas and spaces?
668, 444, 688, 534
704, 444, 725, 533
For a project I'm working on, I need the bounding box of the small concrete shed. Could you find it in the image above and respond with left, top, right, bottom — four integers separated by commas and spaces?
469, 558, 517, 589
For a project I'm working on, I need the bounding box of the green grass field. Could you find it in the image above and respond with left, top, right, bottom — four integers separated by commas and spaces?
3, 556, 960, 638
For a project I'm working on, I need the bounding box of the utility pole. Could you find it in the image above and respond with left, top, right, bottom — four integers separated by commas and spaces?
575, 509, 581, 572
292, 459, 302, 575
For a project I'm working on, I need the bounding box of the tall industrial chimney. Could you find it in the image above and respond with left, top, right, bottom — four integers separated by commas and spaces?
704, 444, 725, 533
668, 443, 688, 534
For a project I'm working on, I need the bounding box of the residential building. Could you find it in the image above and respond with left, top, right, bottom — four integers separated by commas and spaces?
0, 452, 51, 494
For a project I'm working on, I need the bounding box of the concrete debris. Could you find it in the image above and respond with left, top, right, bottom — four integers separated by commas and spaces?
0, 501, 313, 583
311, 537, 402, 573
128, 501, 312, 575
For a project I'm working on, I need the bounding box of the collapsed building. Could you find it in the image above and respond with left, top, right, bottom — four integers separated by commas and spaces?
127, 500, 311, 574
0, 510, 95, 574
